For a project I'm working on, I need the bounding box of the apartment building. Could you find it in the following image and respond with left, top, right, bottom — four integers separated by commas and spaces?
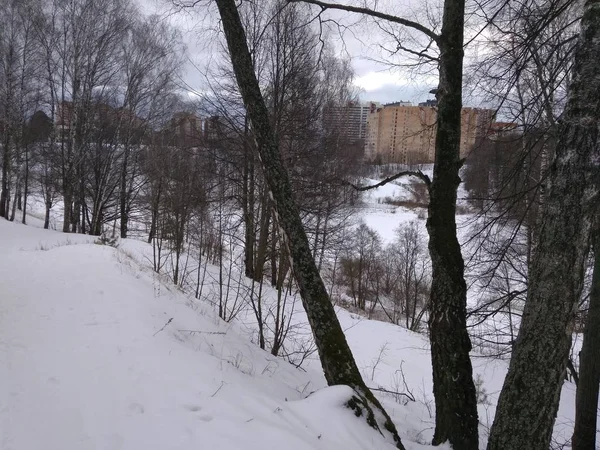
365, 102, 495, 164
323, 101, 382, 141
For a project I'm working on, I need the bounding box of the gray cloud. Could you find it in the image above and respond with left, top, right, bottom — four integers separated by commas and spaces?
359, 83, 435, 104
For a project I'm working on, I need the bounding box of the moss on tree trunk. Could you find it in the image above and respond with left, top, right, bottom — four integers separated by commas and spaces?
212, 0, 406, 448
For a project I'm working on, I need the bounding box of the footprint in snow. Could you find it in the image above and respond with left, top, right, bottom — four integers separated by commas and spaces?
128, 402, 145, 414
184, 405, 202, 412
184, 405, 213, 422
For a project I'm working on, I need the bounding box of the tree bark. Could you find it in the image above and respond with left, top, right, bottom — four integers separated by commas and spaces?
572, 228, 600, 450
44, 199, 51, 230
21, 145, 29, 225
242, 118, 256, 279
289, 0, 478, 446
254, 187, 271, 279
62, 186, 72, 233
426, 0, 479, 448
487, 2, 600, 448
9, 178, 19, 222
1, 134, 10, 219
212, 0, 405, 447
120, 145, 130, 238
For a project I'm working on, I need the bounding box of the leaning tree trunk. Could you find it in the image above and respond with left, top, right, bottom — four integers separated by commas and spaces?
426, 0, 479, 448
212, 0, 405, 447
487, 2, 600, 448
572, 227, 600, 450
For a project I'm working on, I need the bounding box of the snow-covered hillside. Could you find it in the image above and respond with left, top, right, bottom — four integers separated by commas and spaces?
0, 218, 580, 450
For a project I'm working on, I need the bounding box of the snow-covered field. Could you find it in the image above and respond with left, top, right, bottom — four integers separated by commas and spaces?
0, 194, 583, 449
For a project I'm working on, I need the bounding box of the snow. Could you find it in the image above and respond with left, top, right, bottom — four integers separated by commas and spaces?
353, 176, 423, 244
0, 220, 397, 450
0, 207, 585, 450
362, 178, 413, 203
361, 208, 420, 244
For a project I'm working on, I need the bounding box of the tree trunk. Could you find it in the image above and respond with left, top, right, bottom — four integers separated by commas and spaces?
426, 0, 479, 448
487, 2, 600, 448
44, 199, 51, 230
17, 184, 22, 211
62, 184, 73, 233
213, 0, 405, 447
148, 181, 162, 244
10, 179, 19, 222
1, 135, 10, 219
242, 119, 256, 278
254, 188, 271, 280
572, 229, 600, 450
91, 207, 103, 236
21, 146, 29, 225
271, 223, 278, 286
120, 145, 130, 238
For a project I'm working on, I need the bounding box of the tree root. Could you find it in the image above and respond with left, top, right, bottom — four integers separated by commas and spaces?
346, 388, 406, 450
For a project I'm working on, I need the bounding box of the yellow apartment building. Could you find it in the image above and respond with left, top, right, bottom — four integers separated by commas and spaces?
365, 103, 495, 164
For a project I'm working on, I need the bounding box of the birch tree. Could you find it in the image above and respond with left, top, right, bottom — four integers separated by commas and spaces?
487, 0, 600, 447
211, 0, 405, 446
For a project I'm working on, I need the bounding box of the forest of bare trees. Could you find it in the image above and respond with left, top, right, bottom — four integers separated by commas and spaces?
2, 0, 599, 448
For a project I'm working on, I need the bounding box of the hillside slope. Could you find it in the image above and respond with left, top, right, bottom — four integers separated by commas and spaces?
0, 220, 580, 449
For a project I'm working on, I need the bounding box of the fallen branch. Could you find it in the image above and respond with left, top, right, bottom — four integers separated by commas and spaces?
153, 318, 173, 336
178, 329, 226, 335
211, 381, 225, 397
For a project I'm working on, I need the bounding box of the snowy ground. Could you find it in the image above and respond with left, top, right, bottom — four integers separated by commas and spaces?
0, 182, 585, 450
0, 220, 400, 450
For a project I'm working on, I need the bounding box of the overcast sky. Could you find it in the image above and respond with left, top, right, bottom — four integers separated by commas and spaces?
149, 0, 442, 106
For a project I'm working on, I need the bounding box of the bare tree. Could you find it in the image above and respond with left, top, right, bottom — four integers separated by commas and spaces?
572, 225, 600, 450
390, 221, 430, 331
0, 0, 41, 220
118, 15, 183, 238
340, 222, 382, 311
211, 0, 405, 446
289, 0, 480, 445
462, 0, 581, 358
487, 0, 600, 446
45, 0, 133, 232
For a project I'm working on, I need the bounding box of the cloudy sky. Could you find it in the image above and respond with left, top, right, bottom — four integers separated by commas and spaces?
151, 0, 441, 105
353, 71, 436, 104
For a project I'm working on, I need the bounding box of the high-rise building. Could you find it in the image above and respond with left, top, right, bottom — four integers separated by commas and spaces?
323, 101, 382, 141
365, 103, 495, 164
167, 112, 203, 146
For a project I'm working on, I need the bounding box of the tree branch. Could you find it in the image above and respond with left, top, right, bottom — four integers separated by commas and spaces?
369, 386, 416, 402
153, 317, 173, 336
347, 170, 431, 191
287, 0, 440, 43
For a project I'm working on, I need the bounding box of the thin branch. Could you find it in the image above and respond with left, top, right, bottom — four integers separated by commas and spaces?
153, 317, 173, 336
369, 386, 416, 402
390, 41, 439, 63
287, 0, 440, 43
347, 170, 431, 191
211, 381, 225, 397
178, 329, 227, 335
